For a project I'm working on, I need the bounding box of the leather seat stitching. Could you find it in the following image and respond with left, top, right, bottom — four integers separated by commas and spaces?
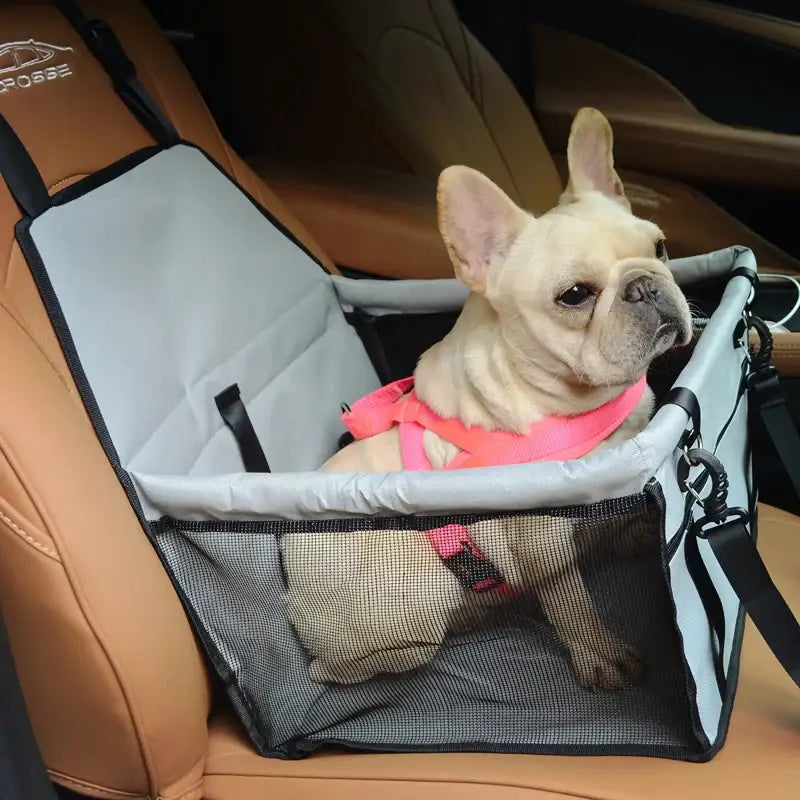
52, 768, 203, 800
48, 173, 88, 193
2, 236, 14, 291
202, 772, 606, 800
464, 31, 525, 203
0, 507, 59, 560
162, 775, 204, 800
50, 770, 147, 799
0, 292, 81, 397
388, 15, 523, 202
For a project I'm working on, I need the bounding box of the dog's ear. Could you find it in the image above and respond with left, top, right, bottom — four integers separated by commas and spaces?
437, 166, 528, 294
564, 107, 627, 206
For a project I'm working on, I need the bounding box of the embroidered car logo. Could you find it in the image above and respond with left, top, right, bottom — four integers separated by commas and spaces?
0, 39, 74, 94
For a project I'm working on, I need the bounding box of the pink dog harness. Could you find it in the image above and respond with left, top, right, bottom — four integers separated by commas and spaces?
341, 376, 647, 595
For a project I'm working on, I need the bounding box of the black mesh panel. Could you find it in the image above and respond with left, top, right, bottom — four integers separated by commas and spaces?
152, 490, 702, 760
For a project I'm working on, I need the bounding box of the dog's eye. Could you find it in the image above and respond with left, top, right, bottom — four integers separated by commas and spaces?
558, 284, 594, 306
655, 239, 668, 262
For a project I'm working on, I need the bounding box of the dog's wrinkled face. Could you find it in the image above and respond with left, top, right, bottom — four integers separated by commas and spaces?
437, 107, 692, 389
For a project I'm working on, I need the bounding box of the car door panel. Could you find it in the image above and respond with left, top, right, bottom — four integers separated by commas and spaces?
530, 23, 800, 191
529, 0, 800, 136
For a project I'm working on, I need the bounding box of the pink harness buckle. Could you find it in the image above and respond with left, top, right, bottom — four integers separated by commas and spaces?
424, 524, 520, 597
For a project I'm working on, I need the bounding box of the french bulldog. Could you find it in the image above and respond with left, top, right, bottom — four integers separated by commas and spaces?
284, 107, 692, 688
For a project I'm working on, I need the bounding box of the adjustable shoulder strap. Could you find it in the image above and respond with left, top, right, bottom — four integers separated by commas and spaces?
696, 316, 800, 690
0, 113, 51, 218
705, 514, 800, 686
56, 0, 179, 146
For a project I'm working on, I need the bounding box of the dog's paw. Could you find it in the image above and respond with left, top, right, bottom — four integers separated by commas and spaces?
568, 638, 645, 691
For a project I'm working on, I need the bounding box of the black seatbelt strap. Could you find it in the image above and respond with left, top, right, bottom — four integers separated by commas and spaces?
214, 384, 271, 473
0, 608, 59, 800
56, 0, 179, 146
0, 113, 51, 218
750, 367, 800, 502
747, 313, 800, 505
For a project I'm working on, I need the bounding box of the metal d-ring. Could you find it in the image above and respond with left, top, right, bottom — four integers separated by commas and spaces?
684, 479, 706, 505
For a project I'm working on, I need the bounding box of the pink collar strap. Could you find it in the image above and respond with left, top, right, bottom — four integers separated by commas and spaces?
342, 375, 647, 471
340, 375, 647, 597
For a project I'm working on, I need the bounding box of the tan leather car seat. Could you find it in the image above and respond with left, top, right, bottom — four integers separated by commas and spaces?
209, 0, 799, 274
0, 3, 798, 800
0, 2, 331, 798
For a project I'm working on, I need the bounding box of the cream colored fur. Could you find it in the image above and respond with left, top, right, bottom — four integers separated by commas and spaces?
285, 107, 692, 689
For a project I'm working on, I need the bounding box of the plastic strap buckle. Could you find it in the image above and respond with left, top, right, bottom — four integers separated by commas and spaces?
440, 540, 506, 593
748, 366, 783, 411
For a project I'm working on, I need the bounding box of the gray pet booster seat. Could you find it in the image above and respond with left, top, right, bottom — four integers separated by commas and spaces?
4, 1, 799, 763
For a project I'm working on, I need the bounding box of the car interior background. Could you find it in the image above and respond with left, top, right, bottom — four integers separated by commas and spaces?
172, 0, 800, 514
0, 2, 798, 800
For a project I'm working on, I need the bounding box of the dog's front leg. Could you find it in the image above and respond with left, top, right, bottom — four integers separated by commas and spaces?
512, 516, 644, 690
284, 529, 464, 684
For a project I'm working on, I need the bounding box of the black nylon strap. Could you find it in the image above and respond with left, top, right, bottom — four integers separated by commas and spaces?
56, 0, 178, 145
214, 384, 271, 473
750, 368, 800, 503
708, 331, 800, 690
0, 114, 50, 218
684, 530, 727, 697
705, 518, 800, 688
347, 309, 394, 385
662, 386, 701, 442
663, 389, 702, 485
730, 266, 758, 290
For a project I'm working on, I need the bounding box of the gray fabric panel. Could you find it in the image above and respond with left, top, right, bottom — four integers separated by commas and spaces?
654, 265, 751, 744
136, 249, 755, 522
329, 247, 744, 318
663, 253, 753, 705
29, 146, 379, 478
332, 274, 469, 315
667, 246, 753, 286
658, 345, 749, 742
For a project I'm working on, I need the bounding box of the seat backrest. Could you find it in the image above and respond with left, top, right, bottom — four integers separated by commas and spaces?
213, 0, 563, 214
0, 3, 332, 798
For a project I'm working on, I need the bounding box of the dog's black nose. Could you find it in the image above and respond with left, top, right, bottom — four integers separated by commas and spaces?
624, 275, 660, 304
